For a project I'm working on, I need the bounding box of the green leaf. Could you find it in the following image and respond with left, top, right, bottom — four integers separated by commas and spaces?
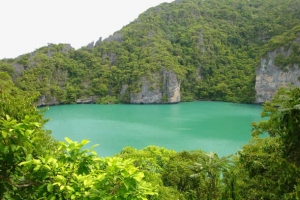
60, 185, 65, 191
24, 129, 34, 137
33, 165, 41, 172
81, 139, 90, 145
26, 154, 33, 161
91, 144, 99, 149
133, 172, 144, 182
53, 182, 61, 186
1, 131, 8, 139
90, 150, 97, 155
46, 157, 57, 164
56, 175, 66, 183
50, 196, 56, 200
32, 122, 41, 127
66, 185, 75, 192
47, 183, 53, 192
43, 165, 51, 171
65, 137, 73, 144
5, 115, 11, 121
19, 160, 32, 166
3, 146, 9, 154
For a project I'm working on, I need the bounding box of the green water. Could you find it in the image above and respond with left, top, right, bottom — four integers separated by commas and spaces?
44, 101, 262, 157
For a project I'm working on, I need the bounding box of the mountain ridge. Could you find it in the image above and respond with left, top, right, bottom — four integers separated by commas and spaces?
1, 0, 300, 105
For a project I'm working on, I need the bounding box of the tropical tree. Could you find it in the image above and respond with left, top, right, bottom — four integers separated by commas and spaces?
251, 86, 300, 165
0, 73, 57, 199
238, 86, 300, 199
162, 151, 233, 200
0, 75, 157, 199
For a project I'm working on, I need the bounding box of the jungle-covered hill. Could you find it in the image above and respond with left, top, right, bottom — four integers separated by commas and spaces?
1, 0, 300, 104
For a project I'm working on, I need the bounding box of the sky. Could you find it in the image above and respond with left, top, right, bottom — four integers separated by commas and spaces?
0, 0, 174, 59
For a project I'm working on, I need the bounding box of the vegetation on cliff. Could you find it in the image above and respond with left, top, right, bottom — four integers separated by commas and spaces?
1, 0, 300, 104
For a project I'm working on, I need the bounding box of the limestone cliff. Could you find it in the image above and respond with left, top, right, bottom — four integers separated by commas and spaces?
76, 96, 97, 104
36, 96, 97, 107
37, 95, 60, 106
255, 38, 300, 103
122, 70, 181, 104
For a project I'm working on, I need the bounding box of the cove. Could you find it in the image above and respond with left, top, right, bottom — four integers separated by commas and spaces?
44, 101, 262, 157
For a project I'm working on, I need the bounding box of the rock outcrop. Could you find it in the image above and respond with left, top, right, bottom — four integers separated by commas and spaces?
76, 96, 97, 104
95, 37, 102, 46
12, 63, 25, 76
162, 70, 181, 103
36, 95, 60, 106
104, 31, 124, 43
255, 39, 300, 103
125, 70, 181, 104
86, 41, 94, 49
36, 96, 97, 106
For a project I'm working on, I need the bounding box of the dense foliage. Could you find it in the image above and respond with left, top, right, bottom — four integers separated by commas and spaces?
1, 0, 300, 104
237, 86, 300, 199
0, 75, 157, 199
2, 0, 300, 198
1, 72, 300, 199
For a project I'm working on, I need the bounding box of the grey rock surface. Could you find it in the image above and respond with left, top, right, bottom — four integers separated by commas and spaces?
129, 70, 181, 104
36, 95, 59, 106
86, 41, 94, 49
95, 37, 102, 46
255, 40, 300, 103
104, 31, 124, 43
76, 96, 97, 104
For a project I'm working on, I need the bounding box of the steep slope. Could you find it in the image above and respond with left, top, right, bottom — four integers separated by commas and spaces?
255, 26, 300, 103
1, 0, 300, 105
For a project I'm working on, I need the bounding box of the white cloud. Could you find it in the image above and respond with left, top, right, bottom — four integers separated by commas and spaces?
0, 0, 173, 59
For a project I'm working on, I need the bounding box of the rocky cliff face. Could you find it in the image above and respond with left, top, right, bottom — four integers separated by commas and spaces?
255, 39, 300, 103
123, 70, 181, 104
36, 95, 98, 106
37, 95, 60, 106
